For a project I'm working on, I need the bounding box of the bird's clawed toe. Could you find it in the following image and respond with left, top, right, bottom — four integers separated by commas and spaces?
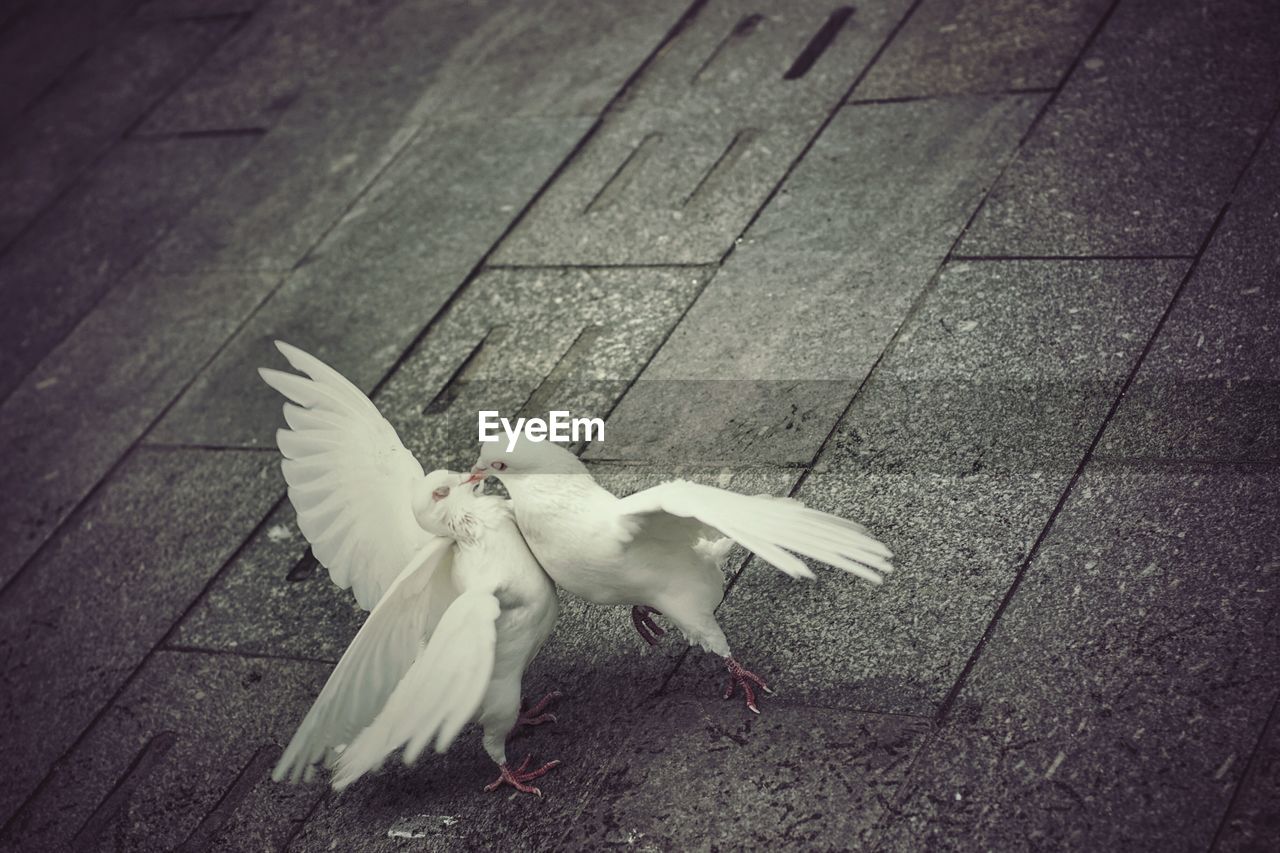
630, 605, 666, 646
723, 657, 774, 714
484, 754, 561, 797
516, 690, 563, 729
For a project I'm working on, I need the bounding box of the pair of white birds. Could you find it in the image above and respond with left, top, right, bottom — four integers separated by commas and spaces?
262, 342, 893, 797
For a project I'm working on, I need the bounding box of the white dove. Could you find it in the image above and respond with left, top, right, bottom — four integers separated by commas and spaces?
260, 344, 561, 796
467, 437, 893, 713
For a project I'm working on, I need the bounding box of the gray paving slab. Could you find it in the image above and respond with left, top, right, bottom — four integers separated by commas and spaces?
0, 267, 279, 588
147, 117, 593, 448
0, 448, 279, 828
0, 0, 137, 125
1217, 697, 1280, 853
0, 651, 328, 853
1100, 124, 1280, 463
875, 464, 1280, 850
854, 0, 1110, 99
566, 697, 933, 852
136, 0, 418, 134
0, 16, 236, 236
670, 259, 1186, 715
390, 0, 689, 120
958, 0, 1280, 257
0, 134, 259, 401
829, 258, 1187, 476
135, 0, 509, 274
590, 95, 1041, 466
493, 0, 917, 265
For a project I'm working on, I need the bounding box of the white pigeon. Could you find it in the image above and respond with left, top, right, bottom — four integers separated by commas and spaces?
467, 437, 893, 713
260, 344, 561, 795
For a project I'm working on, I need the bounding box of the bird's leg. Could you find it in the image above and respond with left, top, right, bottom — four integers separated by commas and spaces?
516, 690, 563, 729
723, 657, 774, 714
483, 754, 561, 797
630, 605, 666, 646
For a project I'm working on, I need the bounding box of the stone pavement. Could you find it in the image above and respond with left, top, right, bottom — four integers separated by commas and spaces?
0, 0, 1278, 849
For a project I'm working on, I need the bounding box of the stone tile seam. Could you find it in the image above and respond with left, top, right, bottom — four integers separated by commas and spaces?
162, 643, 339, 667
846, 87, 1056, 107
933, 202, 1230, 725
0, 13, 261, 408
950, 253, 1196, 262
1013, 0, 1125, 149
1227, 96, 1280, 198
866, 724, 947, 853
1208, 686, 1280, 851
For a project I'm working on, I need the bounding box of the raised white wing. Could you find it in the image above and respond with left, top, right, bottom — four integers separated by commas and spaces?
260, 340, 430, 609
272, 537, 456, 783
615, 480, 893, 584
330, 589, 501, 791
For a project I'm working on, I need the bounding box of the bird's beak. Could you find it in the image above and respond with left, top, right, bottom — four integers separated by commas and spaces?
463, 468, 487, 486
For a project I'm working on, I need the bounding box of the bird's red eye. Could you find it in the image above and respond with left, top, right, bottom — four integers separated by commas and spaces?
491, 461, 507, 472
432, 486, 450, 501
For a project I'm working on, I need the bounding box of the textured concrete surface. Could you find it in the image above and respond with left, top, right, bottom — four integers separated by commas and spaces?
0, 449, 279, 828
0, 136, 258, 399
0, 265, 278, 584
1, 0, 1277, 849
877, 465, 1280, 850
854, 0, 1111, 99
958, 0, 1280, 257
1100, 122, 1280, 463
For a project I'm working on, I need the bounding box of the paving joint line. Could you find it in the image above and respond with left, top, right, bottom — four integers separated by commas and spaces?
950, 253, 1196, 262
162, 644, 338, 667
1208, 686, 1280, 850
934, 201, 1232, 723
846, 87, 1055, 106
1016, 0, 1123, 147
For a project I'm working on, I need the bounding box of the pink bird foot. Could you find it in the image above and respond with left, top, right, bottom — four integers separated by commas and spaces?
630, 605, 666, 646
484, 754, 561, 797
516, 690, 563, 729
723, 657, 774, 714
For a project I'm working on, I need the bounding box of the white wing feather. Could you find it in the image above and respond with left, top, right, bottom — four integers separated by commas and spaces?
330, 590, 501, 791
272, 537, 455, 783
259, 340, 430, 609
616, 480, 893, 584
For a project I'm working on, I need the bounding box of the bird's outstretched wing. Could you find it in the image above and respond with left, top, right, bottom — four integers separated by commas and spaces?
615, 480, 893, 584
260, 340, 430, 609
330, 589, 501, 791
273, 537, 456, 783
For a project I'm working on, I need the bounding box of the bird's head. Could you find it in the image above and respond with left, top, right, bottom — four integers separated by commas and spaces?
412, 469, 482, 537
467, 434, 584, 486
